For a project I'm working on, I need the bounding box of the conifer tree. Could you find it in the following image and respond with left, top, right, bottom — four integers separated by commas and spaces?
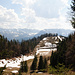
71, 0, 75, 28
24, 61, 28, 73
20, 62, 24, 72
38, 56, 43, 70
50, 51, 54, 66
18, 70, 22, 75
43, 58, 47, 69
31, 55, 37, 71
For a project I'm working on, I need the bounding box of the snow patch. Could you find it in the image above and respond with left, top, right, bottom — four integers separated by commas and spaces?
55, 37, 57, 40
58, 36, 62, 41
52, 44, 57, 47
43, 38, 47, 40
55, 41, 59, 43
29, 33, 37, 36
11, 70, 18, 73
36, 48, 57, 55
45, 42, 52, 46
37, 49, 51, 52
0, 55, 34, 68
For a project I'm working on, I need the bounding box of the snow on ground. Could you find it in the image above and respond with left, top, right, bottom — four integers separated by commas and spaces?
23, 56, 34, 61
52, 44, 57, 47
36, 48, 57, 55
40, 46, 51, 49
55, 41, 59, 43
43, 37, 47, 40
35, 36, 60, 55
55, 37, 57, 40
38, 48, 57, 52
58, 36, 62, 41
11, 70, 18, 73
6, 62, 20, 68
29, 33, 37, 36
37, 49, 51, 52
0, 55, 34, 68
45, 42, 52, 47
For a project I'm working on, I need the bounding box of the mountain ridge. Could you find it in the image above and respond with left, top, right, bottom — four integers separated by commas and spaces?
0, 28, 74, 41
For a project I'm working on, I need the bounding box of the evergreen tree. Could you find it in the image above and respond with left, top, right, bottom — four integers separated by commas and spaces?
43, 58, 47, 69
50, 51, 58, 67
0, 67, 4, 75
24, 61, 28, 73
50, 40, 67, 67
71, 0, 75, 28
38, 56, 43, 70
31, 55, 37, 71
20, 62, 24, 72
18, 70, 22, 75
50, 51, 54, 67
65, 32, 75, 70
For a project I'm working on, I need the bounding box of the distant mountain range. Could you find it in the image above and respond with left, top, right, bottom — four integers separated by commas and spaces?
0, 28, 74, 41
35, 29, 74, 37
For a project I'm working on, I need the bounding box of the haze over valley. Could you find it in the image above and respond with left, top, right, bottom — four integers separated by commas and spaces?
0, 28, 74, 41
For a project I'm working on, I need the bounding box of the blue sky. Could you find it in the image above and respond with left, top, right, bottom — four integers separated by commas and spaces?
0, 0, 73, 30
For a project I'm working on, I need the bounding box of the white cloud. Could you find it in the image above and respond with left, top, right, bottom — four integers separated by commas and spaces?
21, 8, 35, 16
0, 5, 25, 29
0, 0, 73, 30
31, 0, 64, 18
0, 5, 20, 23
23, 16, 72, 30
61, 0, 69, 6
12, 0, 37, 7
21, 8, 36, 23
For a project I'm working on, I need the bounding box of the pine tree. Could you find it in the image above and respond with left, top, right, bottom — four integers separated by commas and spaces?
38, 56, 44, 70
66, 32, 75, 70
20, 62, 24, 72
24, 61, 28, 73
50, 50, 59, 67
31, 55, 37, 71
71, 0, 75, 28
18, 70, 22, 75
50, 51, 54, 66
43, 58, 47, 69
0, 67, 3, 75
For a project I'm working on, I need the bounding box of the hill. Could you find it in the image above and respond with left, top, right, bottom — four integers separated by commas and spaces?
0, 34, 65, 74
50, 32, 75, 70
35, 36, 65, 56
0, 33, 57, 59
0, 33, 75, 75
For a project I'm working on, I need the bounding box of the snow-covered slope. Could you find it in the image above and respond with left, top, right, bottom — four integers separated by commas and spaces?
35, 36, 65, 56
0, 55, 34, 68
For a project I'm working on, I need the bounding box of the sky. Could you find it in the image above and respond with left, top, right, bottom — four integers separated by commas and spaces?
0, 0, 73, 30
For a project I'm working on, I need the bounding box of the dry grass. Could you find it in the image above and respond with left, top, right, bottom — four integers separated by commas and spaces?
67, 71, 75, 75
21, 72, 52, 75
22, 71, 75, 75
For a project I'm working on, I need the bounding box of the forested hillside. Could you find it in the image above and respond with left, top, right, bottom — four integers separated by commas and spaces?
50, 0, 75, 71
0, 33, 57, 59
50, 32, 75, 70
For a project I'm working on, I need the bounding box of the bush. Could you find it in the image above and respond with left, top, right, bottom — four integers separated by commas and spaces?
48, 63, 70, 75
